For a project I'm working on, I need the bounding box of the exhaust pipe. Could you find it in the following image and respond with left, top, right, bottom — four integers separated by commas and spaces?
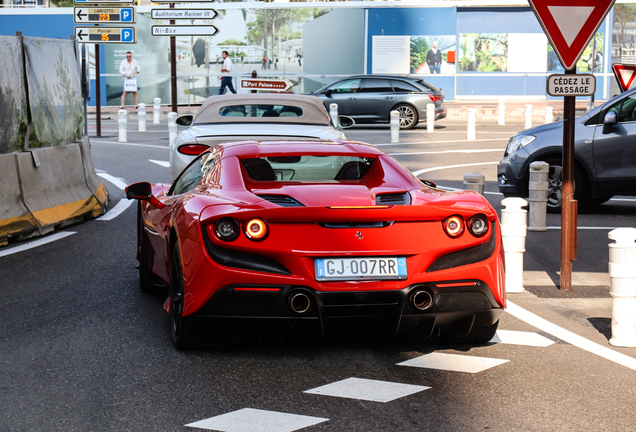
410, 289, 433, 311
289, 292, 311, 314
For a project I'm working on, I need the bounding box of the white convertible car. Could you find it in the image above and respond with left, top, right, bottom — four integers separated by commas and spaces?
170, 93, 354, 180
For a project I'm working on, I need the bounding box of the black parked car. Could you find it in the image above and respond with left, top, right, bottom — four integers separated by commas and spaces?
497, 87, 636, 211
311, 75, 446, 129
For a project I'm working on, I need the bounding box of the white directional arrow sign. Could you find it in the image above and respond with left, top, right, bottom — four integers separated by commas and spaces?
151, 9, 218, 20
75, 26, 136, 44
151, 25, 219, 37
74, 7, 136, 24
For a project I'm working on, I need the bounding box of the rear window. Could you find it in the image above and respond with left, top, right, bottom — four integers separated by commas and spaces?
241, 156, 375, 181
219, 104, 303, 118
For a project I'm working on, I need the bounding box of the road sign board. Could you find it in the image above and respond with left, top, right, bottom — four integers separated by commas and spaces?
74, 7, 135, 24
240, 79, 292, 92
151, 25, 219, 37
74, 0, 134, 3
612, 64, 636, 93
75, 26, 136, 44
547, 74, 595, 96
151, 9, 218, 20
528, 0, 615, 70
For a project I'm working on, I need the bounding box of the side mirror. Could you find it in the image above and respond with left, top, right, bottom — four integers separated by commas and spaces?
602, 111, 617, 134
324, 89, 332, 97
175, 114, 194, 127
337, 115, 355, 129
420, 179, 437, 188
126, 182, 152, 200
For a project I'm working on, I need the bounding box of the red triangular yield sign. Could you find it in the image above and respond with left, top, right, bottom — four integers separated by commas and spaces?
612, 64, 636, 93
528, 0, 615, 70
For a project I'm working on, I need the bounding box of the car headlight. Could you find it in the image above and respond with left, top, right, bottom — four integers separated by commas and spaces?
505, 135, 536, 156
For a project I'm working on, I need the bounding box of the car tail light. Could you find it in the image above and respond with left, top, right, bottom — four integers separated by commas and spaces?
428, 95, 441, 103
443, 215, 464, 238
214, 218, 240, 242
178, 144, 208, 156
467, 214, 489, 237
244, 218, 269, 241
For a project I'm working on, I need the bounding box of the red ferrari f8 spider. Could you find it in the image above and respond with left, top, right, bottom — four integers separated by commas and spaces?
126, 140, 505, 349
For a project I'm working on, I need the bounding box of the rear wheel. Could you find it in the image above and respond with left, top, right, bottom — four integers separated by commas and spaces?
170, 244, 194, 350
395, 104, 418, 130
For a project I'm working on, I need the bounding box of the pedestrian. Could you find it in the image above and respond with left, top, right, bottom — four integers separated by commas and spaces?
426, 41, 442, 74
119, 51, 140, 108
268, 58, 272, 69
274, 56, 278, 70
288, 53, 291, 62
241, 55, 244, 64
297, 53, 302, 67
262, 56, 267, 70
218, 50, 236, 95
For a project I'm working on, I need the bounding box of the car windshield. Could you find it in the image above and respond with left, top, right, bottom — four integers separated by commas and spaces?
220, 104, 303, 118
241, 155, 376, 181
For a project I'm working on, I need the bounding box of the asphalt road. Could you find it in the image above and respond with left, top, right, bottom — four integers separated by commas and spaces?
2, 117, 636, 431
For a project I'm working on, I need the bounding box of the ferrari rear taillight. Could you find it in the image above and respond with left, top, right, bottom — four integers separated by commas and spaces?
428, 94, 441, 103
214, 218, 240, 242
468, 214, 489, 237
443, 215, 464, 238
178, 144, 208, 156
244, 218, 269, 241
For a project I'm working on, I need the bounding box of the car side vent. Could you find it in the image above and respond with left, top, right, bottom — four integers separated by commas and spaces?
257, 194, 305, 207
376, 193, 411, 206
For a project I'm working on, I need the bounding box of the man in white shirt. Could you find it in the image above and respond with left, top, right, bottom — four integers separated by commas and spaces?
119, 51, 140, 108
218, 50, 236, 95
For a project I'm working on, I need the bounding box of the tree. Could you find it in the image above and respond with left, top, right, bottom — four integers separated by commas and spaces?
217, 39, 246, 46
614, 4, 636, 48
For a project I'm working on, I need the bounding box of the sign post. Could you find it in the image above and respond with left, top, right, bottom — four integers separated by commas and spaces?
528, 0, 615, 290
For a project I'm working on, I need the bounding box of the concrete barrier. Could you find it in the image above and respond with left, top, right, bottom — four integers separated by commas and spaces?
0, 138, 108, 246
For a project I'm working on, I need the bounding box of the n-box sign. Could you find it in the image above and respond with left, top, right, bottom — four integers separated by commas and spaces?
547, 74, 596, 96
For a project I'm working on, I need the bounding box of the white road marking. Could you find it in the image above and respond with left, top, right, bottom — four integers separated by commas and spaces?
397, 352, 509, 373
507, 301, 636, 372
490, 330, 555, 347
97, 172, 128, 190
185, 408, 328, 432
149, 159, 170, 167
376, 138, 509, 146
412, 161, 500, 176
97, 199, 134, 221
304, 377, 430, 403
390, 149, 503, 156
91, 140, 169, 150
0, 232, 76, 258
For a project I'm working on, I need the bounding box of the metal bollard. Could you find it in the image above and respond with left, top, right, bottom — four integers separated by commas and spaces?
467, 108, 476, 140
608, 228, 636, 347
118, 109, 127, 143
501, 197, 528, 293
168, 112, 178, 147
390, 110, 399, 143
524, 104, 533, 129
463, 172, 485, 195
138, 103, 146, 132
498, 99, 505, 125
545, 106, 554, 124
528, 161, 549, 232
426, 103, 435, 133
153, 98, 161, 124
329, 103, 338, 125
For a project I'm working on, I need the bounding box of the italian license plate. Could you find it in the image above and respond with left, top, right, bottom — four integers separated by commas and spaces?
315, 257, 407, 281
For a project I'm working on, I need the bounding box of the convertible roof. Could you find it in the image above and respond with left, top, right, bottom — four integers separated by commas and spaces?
213, 140, 386, 159
192, 94, 332, 126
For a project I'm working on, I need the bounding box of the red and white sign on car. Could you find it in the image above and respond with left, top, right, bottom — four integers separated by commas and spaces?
612, 64, 636, 92
528, 0, 615, 70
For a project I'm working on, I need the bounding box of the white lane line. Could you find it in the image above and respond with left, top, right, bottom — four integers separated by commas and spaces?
390, 149, 503, 156
490, 330, 555, 347
397, 352, 509, 373
185, 408, 328, 432
507, 301, 636, 372
375, 138, 509, 146
0, 232, 76, 258
304, 377, 430, 403
412, 161, 500, 176
97, 172, 128, 190
149, 159, 170, 168
91, 140, 169, 150
97, 198, 134, 221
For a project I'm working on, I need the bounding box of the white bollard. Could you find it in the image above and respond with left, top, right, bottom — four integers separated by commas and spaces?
153, 98, 161, 124
498, 99, 505, 125
426, 103, 435, 133
138, 103, 146, 132
524, 104, 533, 129
467, 108, 476, 140
608, 228, 636, 347
545, 106, 554, 124
501, 197, 527, 293
463, 172, 485, 195
528, 161, 549, 232
329, 103, 338, 125
118, 109, 127, 143
390, 110, 400, 143
168, 112, 178, 147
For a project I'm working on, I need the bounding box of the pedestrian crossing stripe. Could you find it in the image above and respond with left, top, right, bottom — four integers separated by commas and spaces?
304, 377, 430, 403
490, 329, 555, 347
185, 408, 328, 432
397, 352, 509, 373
